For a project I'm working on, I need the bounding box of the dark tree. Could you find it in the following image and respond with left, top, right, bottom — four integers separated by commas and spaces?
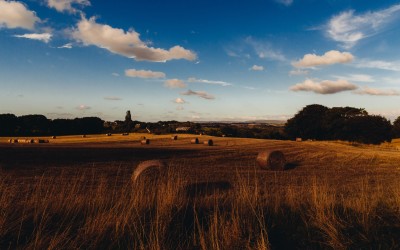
343, 115, 392, 144
18, 115, 50, 135
0, 114, 18, 136
393, 116, 400, 138
284, 104, 329, 140
323, 107, 368, 140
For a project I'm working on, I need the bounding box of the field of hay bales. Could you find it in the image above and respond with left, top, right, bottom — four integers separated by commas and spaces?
1, 134, 400, 249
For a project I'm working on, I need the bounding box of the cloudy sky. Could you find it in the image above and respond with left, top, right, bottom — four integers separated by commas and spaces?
1, 0, 400, 122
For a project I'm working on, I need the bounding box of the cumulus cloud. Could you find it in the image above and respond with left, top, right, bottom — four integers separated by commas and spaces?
188, 77, 232, 86
327, 4, 400, 48
290, 79, 358, 94
353, 59, 400, 71
275, 0, 293, 6
332, 74, 375, 83
77, 104, 91, 110
125, 69, 166, 79
174, 98, 186, 104
14, 33, 52, 43
58, 43, 72, 49
0, 0, 40, 30
47, 0, 90, 13
354, 87, 400, 96
72, 16, 197, 62
181, 89, 215, 100
289, 69, 309, 76
250, 65, 264, 71
104, 96, 122, 101
293, 50, 353, 68
164, 79, 186, 88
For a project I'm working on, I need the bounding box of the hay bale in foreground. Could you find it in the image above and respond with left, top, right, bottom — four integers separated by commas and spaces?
256, 150, 286, 170
171, 135, 178, 140
141, 139, 150, 145
132, 160, 167, 183
191, 138, 199, 144
204, 139, 213, 146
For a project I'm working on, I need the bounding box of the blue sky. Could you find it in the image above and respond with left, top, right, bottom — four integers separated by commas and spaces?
1, 0, 400, 122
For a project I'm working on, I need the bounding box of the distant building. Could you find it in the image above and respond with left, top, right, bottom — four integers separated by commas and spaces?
176, 127, 190, 132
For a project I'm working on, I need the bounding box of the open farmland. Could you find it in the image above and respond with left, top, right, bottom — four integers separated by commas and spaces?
1, 134, 400, 249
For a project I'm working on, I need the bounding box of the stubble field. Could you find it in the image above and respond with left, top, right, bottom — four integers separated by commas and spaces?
1, 134, 400, 249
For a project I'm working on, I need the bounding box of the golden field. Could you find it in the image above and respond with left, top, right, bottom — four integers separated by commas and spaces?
1, 134, 400, 249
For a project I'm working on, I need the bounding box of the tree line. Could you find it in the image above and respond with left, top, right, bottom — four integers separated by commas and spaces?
2, 105, 400, 144
284, 104, 400, 144
0, 114, 104, 136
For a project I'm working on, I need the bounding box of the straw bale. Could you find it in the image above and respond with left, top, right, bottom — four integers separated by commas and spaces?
256, 150, 286, 170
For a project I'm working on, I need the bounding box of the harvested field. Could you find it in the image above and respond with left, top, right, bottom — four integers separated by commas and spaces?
1, 134, 400, 249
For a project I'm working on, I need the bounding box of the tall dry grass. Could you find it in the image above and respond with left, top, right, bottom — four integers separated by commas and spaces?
1, 164, 400, 249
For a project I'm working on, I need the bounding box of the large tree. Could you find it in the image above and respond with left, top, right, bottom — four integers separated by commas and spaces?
284, 104, 329, 140
393, 116, 400, 138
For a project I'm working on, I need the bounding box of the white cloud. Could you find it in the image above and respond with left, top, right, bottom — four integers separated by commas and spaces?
250, 65, 264, 71
332, 74, 375, 83
58, 43, 72, 49
290, 78, 358, 94
275, 0, 293, 6
174, 98, 186, 104
188, 77, 232, 86
14, 33, 52, 43
77, 104, 91, 110
112, 73, 119, 77
125, 69, 166, 79
47, 0, 90, 13
289, 69, 309, 76
0, 0, 40, 30
164, 79, 186, 88
292, 50, 353, 68
245, 37, 286, 61
181, 89, 215, 100
354, 87, 400, 96
104, 96, 122, 101
72, 16, 197, 62
327, 5, 400, 48
353, 59, 400, 71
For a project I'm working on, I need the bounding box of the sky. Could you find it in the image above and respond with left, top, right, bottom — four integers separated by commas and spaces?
1, 0, 400, 122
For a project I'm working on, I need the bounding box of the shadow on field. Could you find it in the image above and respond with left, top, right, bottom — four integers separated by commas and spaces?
285, 161, 301, 170
0, 145, 198, 170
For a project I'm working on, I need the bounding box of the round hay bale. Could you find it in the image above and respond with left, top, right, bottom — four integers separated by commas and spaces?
132, 160, 167, 183
122, 133, 129, 136
171, 135, 178, 140
141, 139, 150, 145
82, 135, 86, 138
256, 150, 286, 170
191, 138, 199, 144
296, 138, 302, 142
52, 136, 56, 139
106, 133, 112, 136
204, 139, 213, 146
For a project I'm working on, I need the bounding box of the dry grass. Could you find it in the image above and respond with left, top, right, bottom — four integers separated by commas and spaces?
1, 136, 400, 249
